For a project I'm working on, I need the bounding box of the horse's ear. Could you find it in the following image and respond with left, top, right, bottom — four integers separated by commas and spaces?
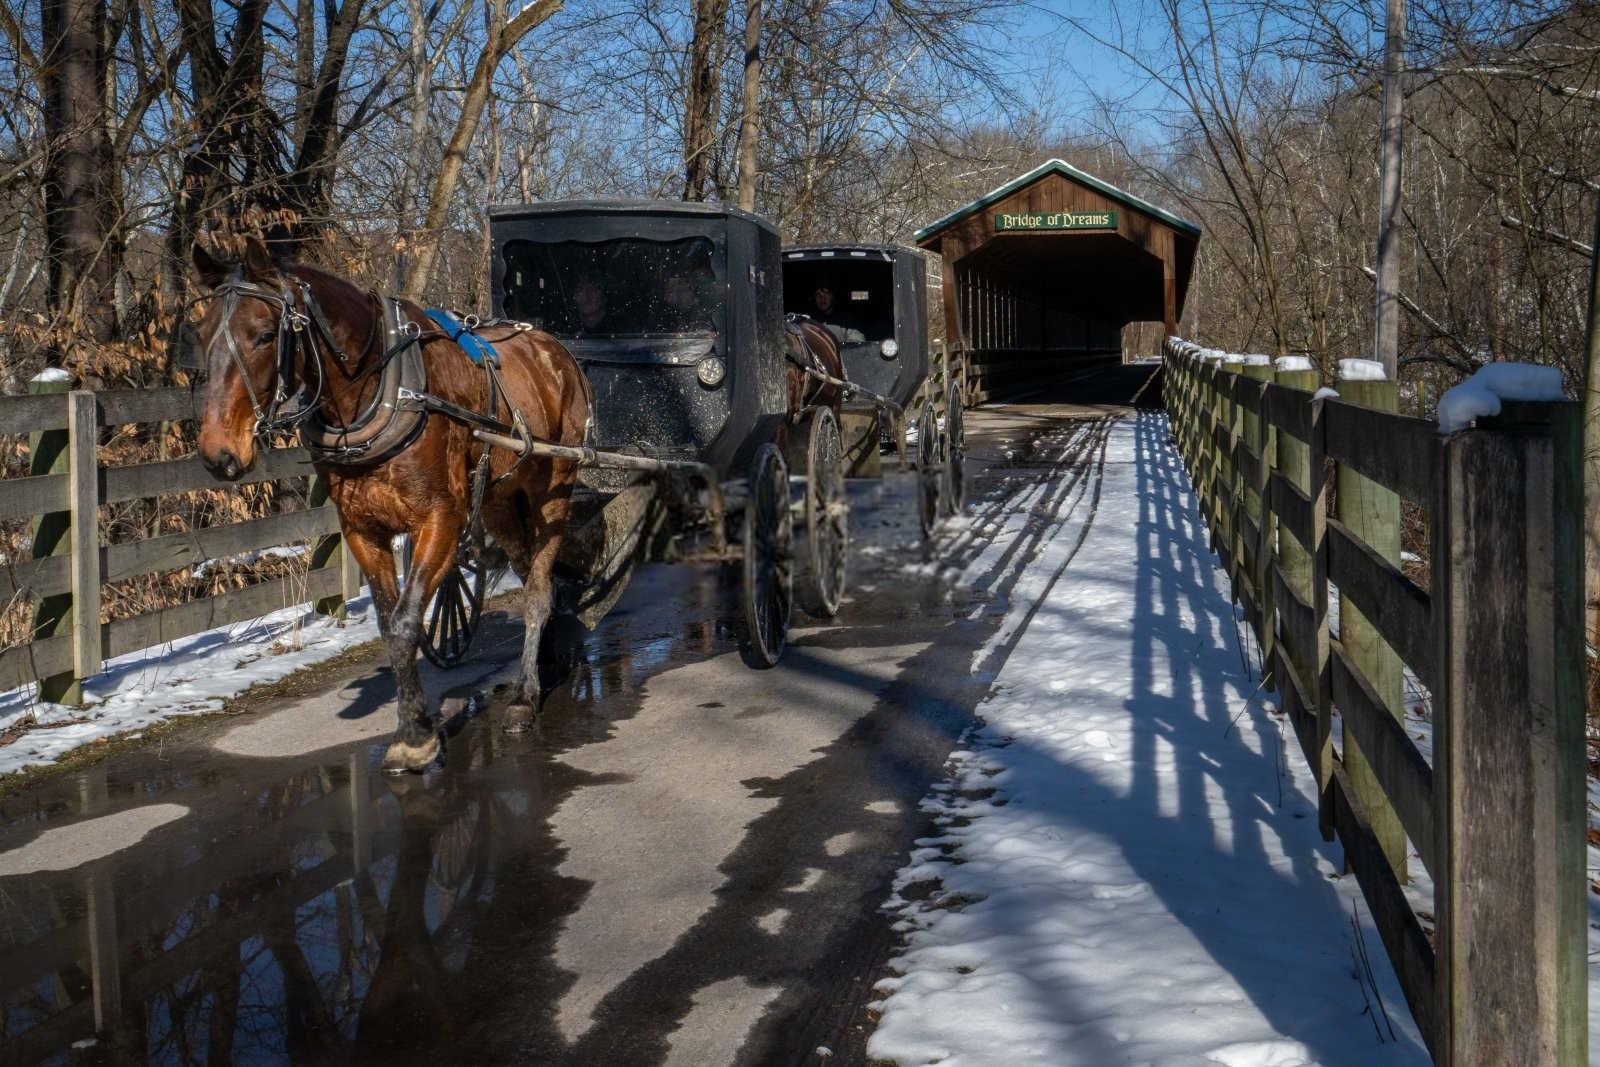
241, 235, 278, 283
192, 242, 230, 288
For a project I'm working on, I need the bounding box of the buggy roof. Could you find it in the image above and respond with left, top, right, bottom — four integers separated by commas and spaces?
489, 198, 778, 238
782, 243, 924, 262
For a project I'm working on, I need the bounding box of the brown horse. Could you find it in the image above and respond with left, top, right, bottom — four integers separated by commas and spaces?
190, 236, 591, 773
784, 315, 846, 418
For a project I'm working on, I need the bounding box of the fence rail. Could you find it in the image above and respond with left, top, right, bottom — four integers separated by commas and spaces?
1164, 339, 1586, 1065
2, 383, 363, 704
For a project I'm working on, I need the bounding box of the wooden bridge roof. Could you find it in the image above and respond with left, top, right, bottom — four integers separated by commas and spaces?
915, 159, 1201, 332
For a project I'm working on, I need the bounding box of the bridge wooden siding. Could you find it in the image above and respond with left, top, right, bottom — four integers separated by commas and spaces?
1164, 340, 1587, 1065
2, 384, 362, 704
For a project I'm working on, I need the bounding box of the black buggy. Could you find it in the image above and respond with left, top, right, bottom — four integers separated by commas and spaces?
481, 200, 821, 667
782, 243, 965, 532
419, 202, 961, 672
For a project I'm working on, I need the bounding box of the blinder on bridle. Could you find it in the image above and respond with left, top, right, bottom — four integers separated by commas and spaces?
177, 270, 321, 440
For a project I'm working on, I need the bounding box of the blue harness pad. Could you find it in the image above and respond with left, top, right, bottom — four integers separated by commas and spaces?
424, 308, 499, 363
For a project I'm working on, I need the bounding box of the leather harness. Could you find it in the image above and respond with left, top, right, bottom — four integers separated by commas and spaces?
189, 271, 534, 471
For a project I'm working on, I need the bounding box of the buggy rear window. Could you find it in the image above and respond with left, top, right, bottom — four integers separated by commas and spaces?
501, 237, 723, 338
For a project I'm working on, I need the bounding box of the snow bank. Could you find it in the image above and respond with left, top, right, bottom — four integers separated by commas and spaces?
870, 414, 1427, 1066
1313, 386, 1340, 402
0, 594, 377, 777
1240, 354, 1272, 367
1337, 358, 1387, 381
1276, 356, 1314, 373
1435, 362, 1565, 434
30, 368, 72, 384
0, 570, 513, 778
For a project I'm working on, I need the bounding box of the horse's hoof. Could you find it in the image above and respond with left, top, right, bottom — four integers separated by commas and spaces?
501, 702, 537, 734
381, 733, 441, 775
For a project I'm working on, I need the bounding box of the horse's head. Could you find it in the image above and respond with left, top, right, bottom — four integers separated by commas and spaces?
189, 236, 298, 480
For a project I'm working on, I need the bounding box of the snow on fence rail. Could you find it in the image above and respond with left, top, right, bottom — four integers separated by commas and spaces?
1163, 339, 1586, 1066
1, 381, 363, 704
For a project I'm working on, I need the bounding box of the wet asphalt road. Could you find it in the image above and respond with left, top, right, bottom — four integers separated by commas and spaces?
0, 367, 1159, 1067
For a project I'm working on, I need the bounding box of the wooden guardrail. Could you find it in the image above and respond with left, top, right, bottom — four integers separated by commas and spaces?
912, 339, 968, 415
1163, 339, 1586, 1064
2, 383, 363, 705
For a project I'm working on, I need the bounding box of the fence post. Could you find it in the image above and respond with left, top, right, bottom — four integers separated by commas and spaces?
1241, 360, 1273, 662
1218, 358, 1243, 576
66, 392, 101, 701
1433, 402, 1586, 1065
1203, 361, 1224, 527
1333, 367, 1407, 880
1274, 364, 1333, 838
27, 375, 75, 703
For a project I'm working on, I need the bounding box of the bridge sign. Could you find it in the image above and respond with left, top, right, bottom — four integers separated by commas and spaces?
993, 210, 1118, 232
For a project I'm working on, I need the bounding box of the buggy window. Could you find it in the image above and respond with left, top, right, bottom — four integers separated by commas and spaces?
501, 237, 722, 337
782, 257, 895, 344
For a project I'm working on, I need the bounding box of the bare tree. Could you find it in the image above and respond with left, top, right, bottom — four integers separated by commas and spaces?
735, 0, 761, 210
41, 0, 117, 353
402, 0, 562, 300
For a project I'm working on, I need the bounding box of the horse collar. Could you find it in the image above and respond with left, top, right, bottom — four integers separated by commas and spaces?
299, 296, 429, 467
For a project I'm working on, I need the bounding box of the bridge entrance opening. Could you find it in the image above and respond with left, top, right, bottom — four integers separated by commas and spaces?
916, 159, 1200, 406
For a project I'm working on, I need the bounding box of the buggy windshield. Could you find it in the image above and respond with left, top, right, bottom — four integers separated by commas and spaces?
501, 237, 721, 337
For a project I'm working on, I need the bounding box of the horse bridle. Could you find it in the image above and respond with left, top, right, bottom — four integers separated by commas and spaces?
179, 270, 327, 442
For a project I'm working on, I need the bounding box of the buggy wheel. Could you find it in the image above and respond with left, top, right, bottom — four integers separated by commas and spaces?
916, 403, 941, 540
740, 443, 793, 668
421, 534, 487, 668
792, 407, 848, 618
942, 385, 966, 515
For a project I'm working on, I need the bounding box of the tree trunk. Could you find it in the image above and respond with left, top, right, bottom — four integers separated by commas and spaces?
42, 0, 117, 355
1372, 0, 1405, 378
394, 0, 432, 289
166, 0, 270, 292
683, 0, 728, 201
283, 0, 366, 252
401, 0, 562, 301
734, 0, 761, 211
1580, 193, 1600, 720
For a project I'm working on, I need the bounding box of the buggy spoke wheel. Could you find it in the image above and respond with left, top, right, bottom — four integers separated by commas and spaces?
916, 403, 940, 540
740, 443, 792, 668
942, 385, 966, 515
793, 407, 848, 618
421, 535, 487, 669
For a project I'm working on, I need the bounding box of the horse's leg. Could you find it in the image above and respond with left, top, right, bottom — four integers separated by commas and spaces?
341, 527, 400, 641
353, 517, 461, 772
506, 478, 573, 729
505, 528, 564, 729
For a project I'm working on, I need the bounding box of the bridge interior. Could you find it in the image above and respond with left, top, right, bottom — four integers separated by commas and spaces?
916, 159, 1200, 405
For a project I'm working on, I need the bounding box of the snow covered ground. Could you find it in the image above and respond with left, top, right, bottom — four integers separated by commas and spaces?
0, 591, 384, 778
869, 412, 1433, 1066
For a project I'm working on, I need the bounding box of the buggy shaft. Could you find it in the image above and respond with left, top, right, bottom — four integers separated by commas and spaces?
798, 365, 903, 414
472, 428, 718, 479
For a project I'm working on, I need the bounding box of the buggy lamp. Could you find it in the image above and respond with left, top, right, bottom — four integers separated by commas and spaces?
696, 356, 727, 387
880, 338, 900, 359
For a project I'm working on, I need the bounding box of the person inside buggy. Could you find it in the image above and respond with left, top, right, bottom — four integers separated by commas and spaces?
783, 260, 895, 350
500, 236, 721, 339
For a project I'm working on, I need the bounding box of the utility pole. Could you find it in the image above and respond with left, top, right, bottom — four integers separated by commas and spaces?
1373, 0, 1405, 379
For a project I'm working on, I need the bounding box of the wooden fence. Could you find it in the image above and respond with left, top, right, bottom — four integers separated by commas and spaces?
2, 382, 363, 705
910, 339, 968, 416
1163, 339, 1586, 1064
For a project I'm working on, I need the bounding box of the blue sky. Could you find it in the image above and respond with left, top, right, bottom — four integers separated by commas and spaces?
960, 0, 1178, 140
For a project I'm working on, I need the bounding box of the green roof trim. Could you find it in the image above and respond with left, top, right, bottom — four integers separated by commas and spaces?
913, 158, 1202, 244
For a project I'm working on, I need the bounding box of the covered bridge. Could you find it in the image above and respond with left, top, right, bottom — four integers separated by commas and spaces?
916, 159, 1200, 404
